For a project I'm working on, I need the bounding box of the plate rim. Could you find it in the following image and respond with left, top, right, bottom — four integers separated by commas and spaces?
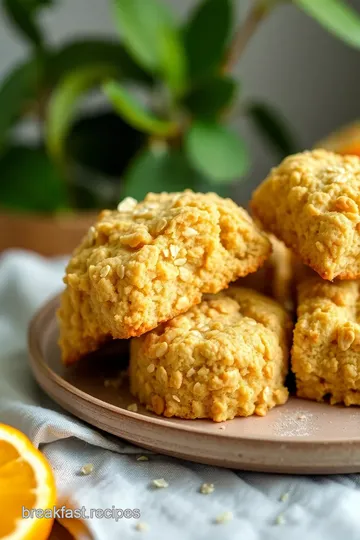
27, 294, 360, 448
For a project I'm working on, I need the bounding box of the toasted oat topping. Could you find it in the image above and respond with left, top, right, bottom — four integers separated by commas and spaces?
216, 511, 233, 524
152, 478, 169, 489
174, 258, 187, 266
135, 522, 149, 532
154, 218, 168, 233
117, 197, 137, 212
200, 483, 215, 494
155, 342, 168, 358
117, 265, 125, 279
186, 368, 195, 378
275, 514, 286, 525
127, 403, 138, 412
176, 296, 189, 310
100, 265, 111, 278
80, 463, 94, 475
170, 244, 180, 258
183, 227, 198, 237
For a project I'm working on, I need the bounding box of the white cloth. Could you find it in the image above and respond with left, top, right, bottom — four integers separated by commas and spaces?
1, 249, 360, 540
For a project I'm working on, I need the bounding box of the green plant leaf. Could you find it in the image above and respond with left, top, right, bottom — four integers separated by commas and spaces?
0, 145, 68, 212
184, 0, 232, 81
2, 0, 44, 48
247, 102, 297, 158
0, 59, 40, 151
46, 65, 118, 163
295, 0, 360, 49
185, 120, 249, 183
50, 38, 150, 85
123, 147, 202, 199
103, 80, 178, 136
157, 26, 187, 96
113, 0, 175, 71
113, 0, 186, 93
185, 75, 237, 118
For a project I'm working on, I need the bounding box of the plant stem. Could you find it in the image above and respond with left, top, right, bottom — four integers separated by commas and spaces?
223, 0, 273, 73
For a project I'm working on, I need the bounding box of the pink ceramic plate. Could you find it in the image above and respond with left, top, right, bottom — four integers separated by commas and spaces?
28, 295, 360, 474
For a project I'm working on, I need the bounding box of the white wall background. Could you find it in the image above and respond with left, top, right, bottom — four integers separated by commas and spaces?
1, 0, 360, 202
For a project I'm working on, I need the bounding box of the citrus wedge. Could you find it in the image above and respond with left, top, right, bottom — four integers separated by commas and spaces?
0, 423, 56, 540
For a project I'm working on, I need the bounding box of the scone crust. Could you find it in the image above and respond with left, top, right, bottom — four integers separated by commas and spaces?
59, 191, 271, 364
292, 274, 360, 406
130, 287, 291, 422
251, 149, 360, 281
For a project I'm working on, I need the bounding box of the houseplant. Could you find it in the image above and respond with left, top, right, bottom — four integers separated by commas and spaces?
1, 0, 360, 255
0, 0, 148, 254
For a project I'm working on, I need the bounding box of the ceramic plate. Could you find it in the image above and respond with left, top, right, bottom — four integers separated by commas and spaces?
28, 295, 360, 474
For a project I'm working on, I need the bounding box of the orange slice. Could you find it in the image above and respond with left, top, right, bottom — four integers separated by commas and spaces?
336, 142, 360, 157
0, 424, 56, 540
315, 121, 360, 156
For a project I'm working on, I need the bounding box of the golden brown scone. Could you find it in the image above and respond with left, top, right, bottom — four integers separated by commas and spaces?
251, 149, 360, 281
292, 274, 360, 406
59, 191, 271, 365
129, 287, 292, 422
238, 235, 295, 311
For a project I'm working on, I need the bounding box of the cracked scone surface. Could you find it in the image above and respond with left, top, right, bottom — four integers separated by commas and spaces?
251, 149, 360, 280
59, 191, 271, 364
130, 287, 291, 422
293, 275, 360, 406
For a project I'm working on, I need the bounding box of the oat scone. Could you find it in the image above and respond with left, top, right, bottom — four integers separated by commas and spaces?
293, 275, 360, 406
251, 150, 360, 280
59, 191, 271, 364
129, 287, 292, 421
238, 235, 295, 311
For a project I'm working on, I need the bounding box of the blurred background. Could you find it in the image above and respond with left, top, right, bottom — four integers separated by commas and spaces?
1, 0, 360, 255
